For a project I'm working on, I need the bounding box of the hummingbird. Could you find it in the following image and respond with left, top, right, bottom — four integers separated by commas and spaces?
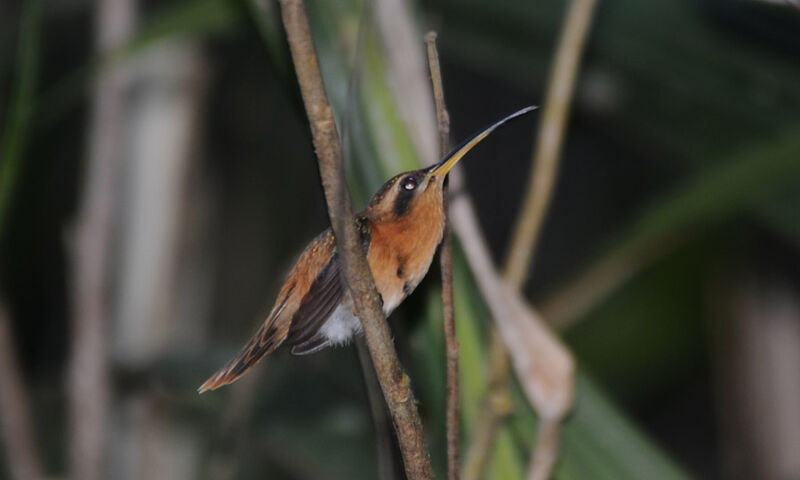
198, 106, 535, 393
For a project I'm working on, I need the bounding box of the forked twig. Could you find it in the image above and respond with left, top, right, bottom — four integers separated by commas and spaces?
425, 32, 459, 480
277, 1, 433, 478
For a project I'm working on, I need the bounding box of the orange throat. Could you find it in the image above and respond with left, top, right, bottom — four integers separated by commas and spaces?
367, 189, 445, 313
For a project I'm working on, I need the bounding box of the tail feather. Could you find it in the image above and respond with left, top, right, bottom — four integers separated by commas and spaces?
198, 321, 285, 393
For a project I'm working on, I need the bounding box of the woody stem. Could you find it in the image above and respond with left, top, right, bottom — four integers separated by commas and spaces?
278, 1, 433, 479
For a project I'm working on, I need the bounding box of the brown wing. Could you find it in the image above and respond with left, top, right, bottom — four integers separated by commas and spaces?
286, 254, 343, 345
198, 230, 342, 393
286, 217, 369, 352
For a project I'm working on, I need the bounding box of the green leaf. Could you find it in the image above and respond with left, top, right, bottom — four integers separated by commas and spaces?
0, 0, 43, 241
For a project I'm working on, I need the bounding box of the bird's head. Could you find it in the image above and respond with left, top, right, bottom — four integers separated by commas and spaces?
364, 105, 537, 222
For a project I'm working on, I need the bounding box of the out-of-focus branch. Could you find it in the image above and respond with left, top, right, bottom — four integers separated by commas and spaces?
69, 0, 135, 479
710, 262, 800, 479
464, 1, 598, 478
277, 2, 433, 478
0, 302, 41, 480
517, 2, 597, 478
425, 32, 459, 480
505, 0, 599, 287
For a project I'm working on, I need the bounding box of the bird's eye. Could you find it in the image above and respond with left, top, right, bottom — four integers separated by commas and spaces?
402, 177, 417, 191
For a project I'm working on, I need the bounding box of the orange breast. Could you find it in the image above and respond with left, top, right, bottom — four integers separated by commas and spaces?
367, 192, 445, 313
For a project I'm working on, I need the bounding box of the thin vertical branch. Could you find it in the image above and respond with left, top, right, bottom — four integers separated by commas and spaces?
0, 302, 42, 480
464, 0, 598, 478
425, 33, 451, 154
514, 3, 598, 475
425, 32, 459, 480
277, 1, 433, 479
69, 0, 135, 479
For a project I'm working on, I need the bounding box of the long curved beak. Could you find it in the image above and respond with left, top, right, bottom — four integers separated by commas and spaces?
427, 105, 537, 179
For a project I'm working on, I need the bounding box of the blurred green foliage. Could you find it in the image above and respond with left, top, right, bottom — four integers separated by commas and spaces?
0, 0, 42, 240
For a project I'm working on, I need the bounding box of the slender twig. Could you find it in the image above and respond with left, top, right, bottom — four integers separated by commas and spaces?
425, 32, 459, 480
0, 301, 42, 480
425, 33, 451, 154
464, 1, 598, 477
277, 2, 433, 478
69, 0, 135, 479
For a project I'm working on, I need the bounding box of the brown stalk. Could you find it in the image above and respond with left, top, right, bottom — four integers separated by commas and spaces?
425, 32, 459, 480
0, 302, 42, 480
69, 0, 135, 479
277, 1, 433, 478
464, 0, 598, 477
